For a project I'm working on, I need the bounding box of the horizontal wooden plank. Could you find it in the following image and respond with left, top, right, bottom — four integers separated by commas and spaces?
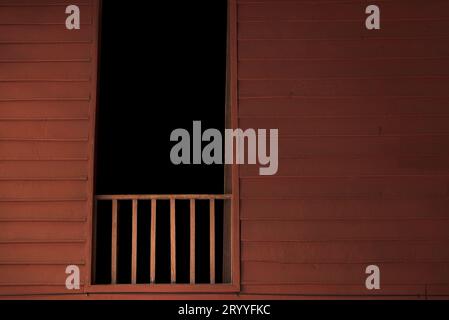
244, 261, 449, 287
239, 78, 449, 98
241, 283, 426, 296
0, 0, 91, 5
0, 62, 91, 80
0, 201, 86, 220
0, 243, 85, 263
239, 59, 449, 79
0, 5, 92, 24
0, 180, 87, 198
0, 101, 90, 118
240, 117, 449, 136
0, 120, 89, 139
238, 1, 449, 21
0, 285, 85, 296
240, 198, 449, 220
242, 261, 449, 285
0, 43, 92, 60
0, 25, 93, 42
238, 39, 449, 59
242, 241, 449, 263
427, 284, 449, 296
242, 220, 449, 241
239, 96, 449, 118
239, 20, 449, 40
0, 82, 90, 100
96, 194, 232, 200
0, 141, 88, 158
0, 265, 86, 286
241, 176, 449, 198
0, 221, 85, 242
86, 284, 240, 294
0, 0, 90, 4
0, 160, 87, 179
276, 136, 449, 158
241, 155, 449, 177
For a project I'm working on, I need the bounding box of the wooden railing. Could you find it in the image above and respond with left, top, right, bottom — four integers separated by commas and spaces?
95, 194, 232, 285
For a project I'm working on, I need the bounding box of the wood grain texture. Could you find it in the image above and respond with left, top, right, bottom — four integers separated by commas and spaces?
210, 199, 216, 284
111, 200, 117, 284
0, 0, 97, 295
190, 199, 195, 284
237, 0, 449, 297
1, 0, 449, 299
150, 199, 156, 284
131, 200, 138, 284
170, 198, 176, 284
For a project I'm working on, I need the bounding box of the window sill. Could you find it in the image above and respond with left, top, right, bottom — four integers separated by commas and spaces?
86, 283, 240, 294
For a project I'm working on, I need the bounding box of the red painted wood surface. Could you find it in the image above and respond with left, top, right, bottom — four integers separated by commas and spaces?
237, 0, 449, 298
1, 0, 449, 299
0, 0, 99, 296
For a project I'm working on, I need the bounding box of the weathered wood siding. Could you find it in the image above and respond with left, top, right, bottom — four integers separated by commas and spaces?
0, 0, 99, 295
1, 0, 449, 299
238, 0, 449, 297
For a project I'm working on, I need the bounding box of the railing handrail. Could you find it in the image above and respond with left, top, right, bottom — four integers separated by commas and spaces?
96, 194, 232, 200
94, 193, 231, 285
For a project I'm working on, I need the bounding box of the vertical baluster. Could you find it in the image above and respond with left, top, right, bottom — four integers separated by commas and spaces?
170, 198, 176, 283
111, 199, 118, 284
190, 199, 196, 284
150, 199, 157, 284
131, 199, 138, 284
210, 198, 216, 284
222, 199, 232, 283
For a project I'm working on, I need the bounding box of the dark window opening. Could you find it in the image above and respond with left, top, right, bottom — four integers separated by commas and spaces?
93, 1, 230, 286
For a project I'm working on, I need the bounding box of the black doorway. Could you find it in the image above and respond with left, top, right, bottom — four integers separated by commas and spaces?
94, 1, 228, 285
95, 1, 227, 195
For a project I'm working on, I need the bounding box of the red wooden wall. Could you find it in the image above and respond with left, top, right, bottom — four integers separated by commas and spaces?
238, 0, 449, 298
0, 0, 99, 296
0, 0, 449, 299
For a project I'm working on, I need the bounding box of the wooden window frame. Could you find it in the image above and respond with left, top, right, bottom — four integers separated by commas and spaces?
84, 0, 240, 294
